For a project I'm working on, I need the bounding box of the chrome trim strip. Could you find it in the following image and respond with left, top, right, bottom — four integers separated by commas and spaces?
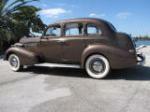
34, 63, 81, 69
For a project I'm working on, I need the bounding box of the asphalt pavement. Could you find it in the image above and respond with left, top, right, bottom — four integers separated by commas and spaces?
0, 46, 150, 112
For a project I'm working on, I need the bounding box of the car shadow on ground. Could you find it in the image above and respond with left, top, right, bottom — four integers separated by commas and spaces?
23, 66, 88, 78
107, 66, 150, 80
0, 55, 4, 60
22, 65, 150, 81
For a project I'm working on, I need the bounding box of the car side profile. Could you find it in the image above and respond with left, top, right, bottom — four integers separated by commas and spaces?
4, 18, 144, 79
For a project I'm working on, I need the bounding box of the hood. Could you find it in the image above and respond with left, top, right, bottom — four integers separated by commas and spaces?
19, 36, 41, 44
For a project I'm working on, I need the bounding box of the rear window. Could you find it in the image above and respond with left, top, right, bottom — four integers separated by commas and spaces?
86, 24, 102, 35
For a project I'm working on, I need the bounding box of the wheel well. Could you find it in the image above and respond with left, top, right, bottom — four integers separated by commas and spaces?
6, 52, 15, 60
6, 51, 43, 65
83, 53, 111, 68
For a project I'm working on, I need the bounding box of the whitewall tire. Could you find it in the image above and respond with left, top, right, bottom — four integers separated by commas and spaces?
8, 54, 22, 72
85, 54, 110, 79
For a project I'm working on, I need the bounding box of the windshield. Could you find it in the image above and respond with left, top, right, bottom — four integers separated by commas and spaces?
29, 28, 43, 37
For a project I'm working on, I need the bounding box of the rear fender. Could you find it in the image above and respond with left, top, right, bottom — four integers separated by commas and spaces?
5, 47, 38, 65
81, 44, 136, 68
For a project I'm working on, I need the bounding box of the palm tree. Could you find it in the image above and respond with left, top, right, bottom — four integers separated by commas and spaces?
0, 0, 45, 52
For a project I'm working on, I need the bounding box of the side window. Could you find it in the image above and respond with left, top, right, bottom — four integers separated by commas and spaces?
45, 25, 61, 37
64, 23, 83, 36
87, 24, 102, 35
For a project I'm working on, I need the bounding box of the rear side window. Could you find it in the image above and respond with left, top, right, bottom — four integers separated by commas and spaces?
86, 24, 102, 35
64, 23, 83, 36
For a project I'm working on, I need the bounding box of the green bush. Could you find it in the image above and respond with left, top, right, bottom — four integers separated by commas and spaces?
0, 0, 45, 53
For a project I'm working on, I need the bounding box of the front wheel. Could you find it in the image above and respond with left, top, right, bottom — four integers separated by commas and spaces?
85, 54, 110, 79
8, 54, 22, 72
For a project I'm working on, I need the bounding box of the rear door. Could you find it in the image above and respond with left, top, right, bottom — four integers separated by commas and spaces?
61, 22, 86, 64
84, 23, 103, 44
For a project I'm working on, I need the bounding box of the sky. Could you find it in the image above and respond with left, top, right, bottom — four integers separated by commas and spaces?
30, 0, 150, 36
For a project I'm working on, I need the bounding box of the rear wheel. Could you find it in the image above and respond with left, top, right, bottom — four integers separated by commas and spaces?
8, 54, 22, 72
85, 54, 110, 79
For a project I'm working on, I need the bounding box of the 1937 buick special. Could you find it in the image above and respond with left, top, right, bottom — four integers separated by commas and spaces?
4, 18, 145, 79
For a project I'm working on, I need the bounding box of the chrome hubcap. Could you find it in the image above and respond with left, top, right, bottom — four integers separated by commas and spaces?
10, 56, 18, 68
90, 59, 105, 73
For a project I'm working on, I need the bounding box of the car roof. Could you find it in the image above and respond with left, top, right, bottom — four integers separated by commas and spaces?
45, 18, 115, 36
49, 18, 110, 25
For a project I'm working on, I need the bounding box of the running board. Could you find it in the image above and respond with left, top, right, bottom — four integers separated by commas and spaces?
34, 63, 81, 69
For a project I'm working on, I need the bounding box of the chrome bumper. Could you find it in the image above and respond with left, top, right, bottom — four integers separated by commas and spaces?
137, 53, 145, 65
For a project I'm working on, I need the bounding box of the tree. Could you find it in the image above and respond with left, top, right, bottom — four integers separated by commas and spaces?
0, 0, 45, 52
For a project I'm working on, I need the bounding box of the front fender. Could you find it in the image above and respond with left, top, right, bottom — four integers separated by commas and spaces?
5, 47, 38, 65
81, 44, 137, 69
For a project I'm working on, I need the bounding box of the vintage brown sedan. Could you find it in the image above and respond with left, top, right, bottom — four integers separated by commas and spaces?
4, 18, 144, 79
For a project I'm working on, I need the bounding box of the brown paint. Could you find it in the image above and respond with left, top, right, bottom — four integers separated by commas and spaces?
5, 18, 137, 69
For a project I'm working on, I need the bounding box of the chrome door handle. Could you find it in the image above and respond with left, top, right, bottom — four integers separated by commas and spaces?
58, 40, 65, 43
57, 40, 66, 45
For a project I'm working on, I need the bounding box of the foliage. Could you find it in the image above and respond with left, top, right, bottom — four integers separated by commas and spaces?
0, 0, 46, 52
133, 35, 150, 42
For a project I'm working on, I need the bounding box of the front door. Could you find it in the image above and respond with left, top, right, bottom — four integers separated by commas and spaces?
40, 24, 63, 63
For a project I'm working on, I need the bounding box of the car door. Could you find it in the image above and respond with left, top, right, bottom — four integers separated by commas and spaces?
39, 24, 63, 63
61, 22, 104, 64
84, 23, 104, 44
61, 22, 87, 64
